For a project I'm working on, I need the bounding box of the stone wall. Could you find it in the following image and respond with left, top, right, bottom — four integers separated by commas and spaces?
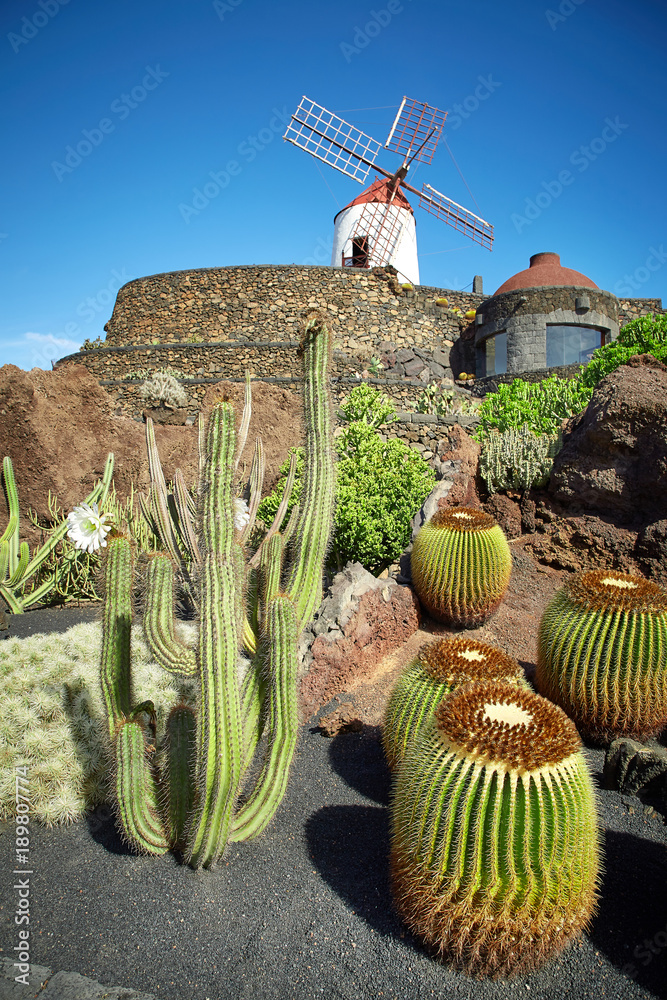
100, 264, 482, 355
616, 297, 663, 325
56, 264, 664, 418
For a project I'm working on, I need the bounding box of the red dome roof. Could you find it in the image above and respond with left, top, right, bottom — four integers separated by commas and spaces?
494, 252, 598, 295
334, 176, 413, 223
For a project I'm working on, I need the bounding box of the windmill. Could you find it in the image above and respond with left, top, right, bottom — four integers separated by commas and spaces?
283, 96, 494, 285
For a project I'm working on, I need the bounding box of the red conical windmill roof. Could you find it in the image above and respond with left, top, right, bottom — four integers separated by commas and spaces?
333, 177, 414, 223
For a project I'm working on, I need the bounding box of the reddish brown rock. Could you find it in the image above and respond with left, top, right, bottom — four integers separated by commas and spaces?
0, 364, 303, 542
549, 356, 667, 524
299, 580, 420, 721
483, 493, 522, 538
526, 512, 641, 575
436, 423, 482, 508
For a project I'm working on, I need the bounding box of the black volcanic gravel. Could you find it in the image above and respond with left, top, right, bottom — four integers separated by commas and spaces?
0, 609, 666, 999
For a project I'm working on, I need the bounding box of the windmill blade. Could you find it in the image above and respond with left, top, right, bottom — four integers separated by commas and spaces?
418, 183, 494, 250
283, 96, 382, 184
385, 97, 446, 165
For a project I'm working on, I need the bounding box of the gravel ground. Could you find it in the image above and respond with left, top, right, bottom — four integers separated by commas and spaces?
1, 605, 666, 1000
0, 717, 666, 999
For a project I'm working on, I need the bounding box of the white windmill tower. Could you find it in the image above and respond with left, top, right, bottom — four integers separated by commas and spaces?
283, 96, 494, 285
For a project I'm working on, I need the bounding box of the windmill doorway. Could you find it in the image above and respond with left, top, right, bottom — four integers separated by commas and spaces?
343, 235, 370, 269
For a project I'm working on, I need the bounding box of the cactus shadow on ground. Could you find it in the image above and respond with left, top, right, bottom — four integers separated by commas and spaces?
589, 827, 667, 998
324, 727, 391, 807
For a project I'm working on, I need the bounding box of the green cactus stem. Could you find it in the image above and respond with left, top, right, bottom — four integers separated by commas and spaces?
100, 534, 135, 736
536, 569, 667, 743
162, 705, 196, 849
410, 507, 512, 628
390, 680, 601, 978
383, 636, 528, 770
143, 553, 197, 676
185, 403, 244, 869
285, 316, 336, 631
230, 593, 299, 841
114, 720, 169, 855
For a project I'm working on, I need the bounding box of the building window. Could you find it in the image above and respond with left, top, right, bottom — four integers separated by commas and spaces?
546, 325, 610, 367
484, 331, 507, 376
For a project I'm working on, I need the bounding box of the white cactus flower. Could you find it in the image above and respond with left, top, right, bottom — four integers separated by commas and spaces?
66, 502, 113, 554
233, 498, 250, 532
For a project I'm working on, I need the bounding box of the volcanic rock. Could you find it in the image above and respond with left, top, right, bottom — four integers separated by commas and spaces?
0, 364, 302, 543
299, 562, 420, 721
549, 355, 667, 523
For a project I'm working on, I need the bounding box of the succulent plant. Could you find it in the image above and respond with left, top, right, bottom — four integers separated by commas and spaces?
101, 315, 336, 868
410, 507, 512, 628
389, 680, 601, 978
383, 636, 528, 769
0, 454, 114, 614
536, 569, 667, 743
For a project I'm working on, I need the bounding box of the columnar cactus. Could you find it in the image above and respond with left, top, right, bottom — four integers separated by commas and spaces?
410, 507, 512, 627
390, 680, 601, 978
101, 315, 335, 868
536, 569, 667, 743
382, 636, 528, 769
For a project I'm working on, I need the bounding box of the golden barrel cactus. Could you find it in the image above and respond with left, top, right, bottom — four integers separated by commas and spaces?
382, 636, 528, 769
389, 680, 601, 978
536, 569, 667, 743
411, 507, 512, 627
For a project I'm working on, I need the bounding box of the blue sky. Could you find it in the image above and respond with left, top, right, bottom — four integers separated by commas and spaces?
1, 0, 666, 371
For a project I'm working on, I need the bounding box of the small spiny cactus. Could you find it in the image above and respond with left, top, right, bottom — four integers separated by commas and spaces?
536, 569, 667, 743
390, 680, 601, 978
410, 507, 512, 627
382, 636, 529, 769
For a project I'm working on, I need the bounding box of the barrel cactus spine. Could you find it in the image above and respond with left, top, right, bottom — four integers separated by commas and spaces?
389, 680, 601, 978
536, 568, 667, 743
101, 314, 335, 868
410, 507, 512, 628
383, 636, 529, 770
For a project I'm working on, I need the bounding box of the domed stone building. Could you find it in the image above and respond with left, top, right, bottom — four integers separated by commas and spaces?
471, 251, 620, 378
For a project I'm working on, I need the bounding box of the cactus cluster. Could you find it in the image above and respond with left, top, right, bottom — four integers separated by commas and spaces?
410, 507, 512, 628
536, 569, 667, 743
390, 680, 601, 977
479, 425, 561, 493
382, 636, 528, 769
101, 315, 335, 868
0, 454, 114, 614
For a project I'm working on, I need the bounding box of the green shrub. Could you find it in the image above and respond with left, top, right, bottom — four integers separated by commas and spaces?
579, 316, 667, 389
258, 385, 435, 575
473, 377, 592, 442
333, 423, 435, 574
617, 312, 667, 349
479, 426, 561, 493
338, 383, 396, 428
